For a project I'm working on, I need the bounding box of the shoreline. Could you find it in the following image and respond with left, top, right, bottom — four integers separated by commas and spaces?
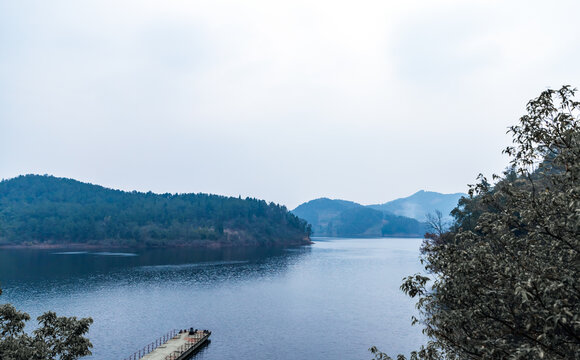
0, 239, 313, 250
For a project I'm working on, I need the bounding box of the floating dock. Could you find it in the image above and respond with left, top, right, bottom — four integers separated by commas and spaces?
124, 328, 211, 360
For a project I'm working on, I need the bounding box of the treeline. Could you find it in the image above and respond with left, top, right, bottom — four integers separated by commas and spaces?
0, 175, 311, 247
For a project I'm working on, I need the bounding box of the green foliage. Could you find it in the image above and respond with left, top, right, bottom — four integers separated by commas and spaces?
373, 86, 580, 359
0, 287, 93, 360
0, 176, 311, 247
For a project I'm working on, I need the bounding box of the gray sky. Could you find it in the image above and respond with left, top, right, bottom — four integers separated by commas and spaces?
1, 0, 579, 209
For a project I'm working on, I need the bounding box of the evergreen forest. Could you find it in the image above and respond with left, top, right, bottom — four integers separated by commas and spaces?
0, 175, 311, 247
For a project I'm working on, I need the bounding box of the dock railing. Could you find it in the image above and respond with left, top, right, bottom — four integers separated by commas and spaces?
163, 331, 209, 360
123, 329, 178, 360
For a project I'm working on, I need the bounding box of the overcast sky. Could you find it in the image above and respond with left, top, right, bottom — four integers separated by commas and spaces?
1, 0, 579, 209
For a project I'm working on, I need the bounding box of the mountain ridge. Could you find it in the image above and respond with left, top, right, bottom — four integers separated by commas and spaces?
293, 198, 426, 238
292, 190, 465, 238
368, 190, 465, 221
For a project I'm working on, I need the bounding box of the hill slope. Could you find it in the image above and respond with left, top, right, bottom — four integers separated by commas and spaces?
292, 198, 427, 237
368, 190, 465, 221
0, 175, 311, 247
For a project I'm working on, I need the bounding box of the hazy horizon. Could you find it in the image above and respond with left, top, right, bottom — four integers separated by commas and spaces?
2, 0, 579, 209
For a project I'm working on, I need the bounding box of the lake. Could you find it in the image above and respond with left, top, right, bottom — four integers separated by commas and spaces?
0, 237, 426, 359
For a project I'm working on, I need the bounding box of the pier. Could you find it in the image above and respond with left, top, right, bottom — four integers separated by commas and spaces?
124, 328, 211, 360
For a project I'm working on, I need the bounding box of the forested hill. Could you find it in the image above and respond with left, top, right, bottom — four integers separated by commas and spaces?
0, 175, 311, 247
292, 198, 427, 237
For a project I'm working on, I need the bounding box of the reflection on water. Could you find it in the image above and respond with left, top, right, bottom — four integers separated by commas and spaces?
93, 252, 139, 257
138, 261, 250, 272
52, 251, 90, 255
0, 238, 425, 360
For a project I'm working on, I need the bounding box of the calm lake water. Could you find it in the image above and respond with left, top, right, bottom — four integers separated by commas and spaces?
0, 238, 426, 359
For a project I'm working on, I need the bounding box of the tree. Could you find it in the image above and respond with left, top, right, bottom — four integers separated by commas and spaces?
373, 86, 580, 359
422, 210, 451, 250
0, 287, 93, 360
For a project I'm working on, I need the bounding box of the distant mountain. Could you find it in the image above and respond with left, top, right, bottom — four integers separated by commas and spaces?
292, 198, 427, 237
292, 191, 466, 238
0, 175, 311, 247
368, 190, 465, 221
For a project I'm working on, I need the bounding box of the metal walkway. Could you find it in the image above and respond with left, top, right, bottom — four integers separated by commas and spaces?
124, 329, 211, 360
